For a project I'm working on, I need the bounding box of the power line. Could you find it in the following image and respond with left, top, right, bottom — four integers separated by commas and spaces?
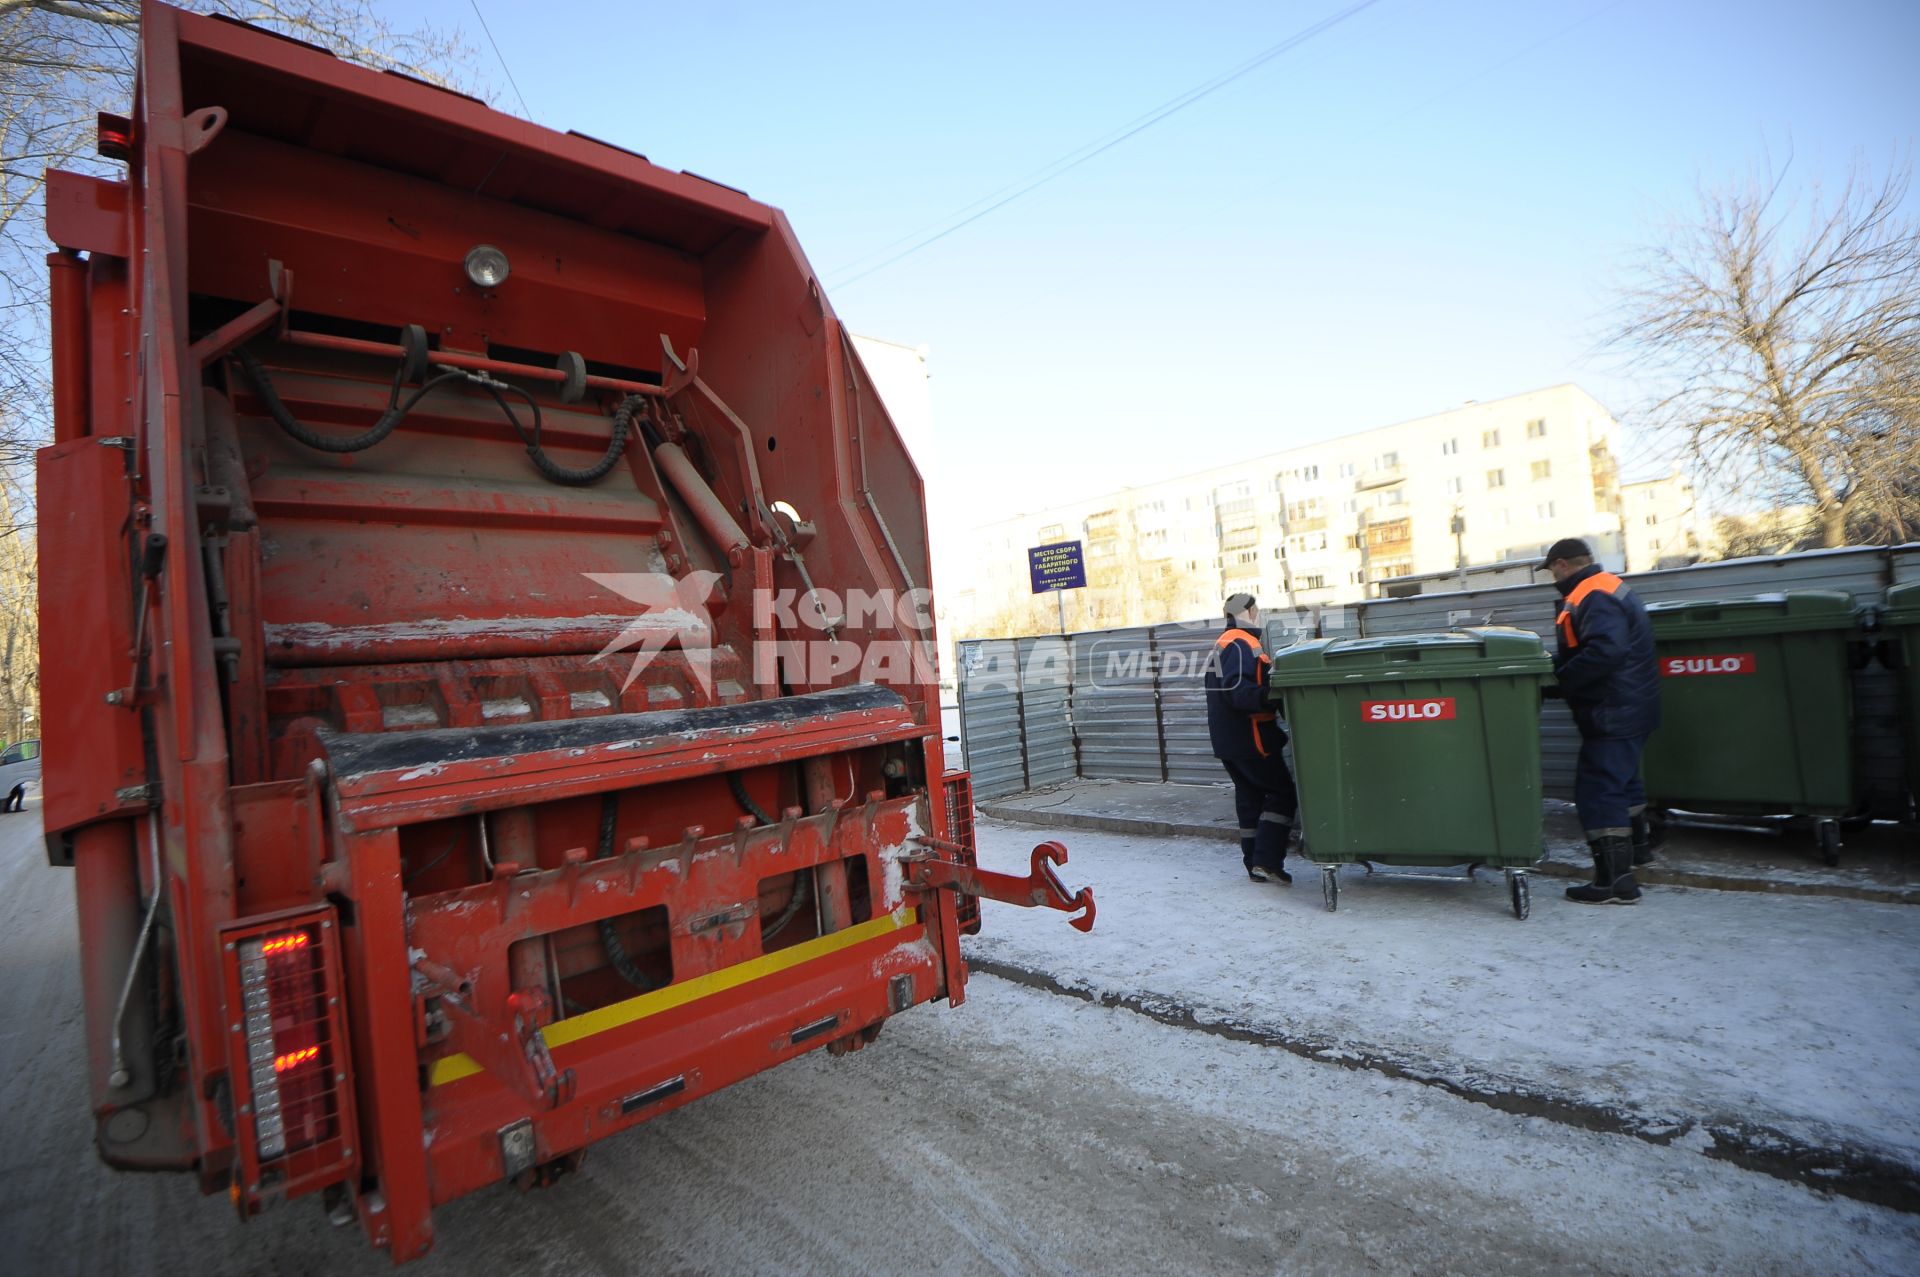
825, 0, 1385, 291
469, 0, 532, 119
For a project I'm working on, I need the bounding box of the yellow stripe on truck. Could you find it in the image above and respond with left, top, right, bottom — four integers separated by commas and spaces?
426, 906, 920, 1088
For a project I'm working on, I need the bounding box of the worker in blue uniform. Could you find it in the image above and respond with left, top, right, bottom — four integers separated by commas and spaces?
1205, 593, 1298, 884
1544, 539, 1661, 905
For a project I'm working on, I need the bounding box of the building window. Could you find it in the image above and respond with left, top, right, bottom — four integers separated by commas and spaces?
1038, 523, 1064, 541
1375, 451, 1400, 469
1527, 418, 1547, 438
1496, 509, 1511, 527
1645, 514, 1658, 526
1445, 476, 1464, 495
1486, 469, 1506, 489
1441, 438, 1459, 456
1343, 498, 1358, 514
1349, 570, 1366, 585
1537, 501, 1557, 519
1339, 462, 1356, 478
1482, 429, 1501, 449
1298, 574, 1326, 590
1531, 460, 1552, 481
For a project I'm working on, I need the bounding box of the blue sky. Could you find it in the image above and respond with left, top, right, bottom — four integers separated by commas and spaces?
400, 0, 1919, 521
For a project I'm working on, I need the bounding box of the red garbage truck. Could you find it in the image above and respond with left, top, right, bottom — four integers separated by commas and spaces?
39, 3, 1091, 1261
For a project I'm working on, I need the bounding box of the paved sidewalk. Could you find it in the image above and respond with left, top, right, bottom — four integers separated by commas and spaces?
979, 777, 1920, 904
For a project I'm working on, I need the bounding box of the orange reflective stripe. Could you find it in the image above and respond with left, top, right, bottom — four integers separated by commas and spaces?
1218, 630, 1273, 754
1215, 629, 1271, 666
1559, 571, 1623, 649
1565, 571, 1624, 608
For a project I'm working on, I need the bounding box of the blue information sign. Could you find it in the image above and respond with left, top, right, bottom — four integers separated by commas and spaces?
1028, 540, 1087, 593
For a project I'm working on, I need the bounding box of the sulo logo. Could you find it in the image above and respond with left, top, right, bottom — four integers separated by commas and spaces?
1361, 698, 1457, 723
1661, 653, 1756, 677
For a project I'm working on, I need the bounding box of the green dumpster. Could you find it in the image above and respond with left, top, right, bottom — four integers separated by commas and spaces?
1268, 628, 1553, 918
1640, 590, 1861, 862
1882, 583, 1920, 819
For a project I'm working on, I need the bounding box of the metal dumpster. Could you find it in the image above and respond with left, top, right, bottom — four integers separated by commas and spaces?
1882, 583, 1920, 821
1640, 591, 1862, 863
1268, 628, 1553, 918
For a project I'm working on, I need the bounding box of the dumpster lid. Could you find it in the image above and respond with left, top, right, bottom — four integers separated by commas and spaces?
1268, 626, 1550, 688
1644, 590, 1860, 638
1884, 582, 1920, 626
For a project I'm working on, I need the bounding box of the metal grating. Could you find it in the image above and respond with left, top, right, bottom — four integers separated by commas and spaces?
220, 907, 355, 1211
941, 770, 981, 935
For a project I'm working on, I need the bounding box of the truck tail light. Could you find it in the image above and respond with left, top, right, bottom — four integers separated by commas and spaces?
220, 907, 356, 1211
941, 771, 981, 935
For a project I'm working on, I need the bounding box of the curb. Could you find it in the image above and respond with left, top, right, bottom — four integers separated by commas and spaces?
977, 802, 1920, 906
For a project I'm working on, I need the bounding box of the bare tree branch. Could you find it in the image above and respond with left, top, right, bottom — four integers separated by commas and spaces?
1607, 158, 1920, 549
0, 0, 487, 733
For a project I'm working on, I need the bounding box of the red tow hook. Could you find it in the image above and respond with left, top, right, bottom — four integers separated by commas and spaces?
907, 838, 1096, 932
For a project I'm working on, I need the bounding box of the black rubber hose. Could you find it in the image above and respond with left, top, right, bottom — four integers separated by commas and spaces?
499, 387, 634, 486
728, 773, 775, 826
593, 792, 661, 991
237, 348, 464, 453
726, 774, 813, 941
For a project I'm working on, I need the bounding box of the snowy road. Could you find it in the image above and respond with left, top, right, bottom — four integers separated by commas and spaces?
2, 809, 1916, 1275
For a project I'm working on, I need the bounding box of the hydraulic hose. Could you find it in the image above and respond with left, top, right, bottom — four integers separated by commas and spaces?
498, 386, 634, 486
728, 772, 813, 942
237, 348, 464, 453
237, 348, 633, 485
592, 792, 661, 991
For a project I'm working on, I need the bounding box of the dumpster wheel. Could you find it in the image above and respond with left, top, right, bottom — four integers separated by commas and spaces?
1505, 868, 1531, 921
1815, 819, 1841, 867
1318, 864, 1339, 912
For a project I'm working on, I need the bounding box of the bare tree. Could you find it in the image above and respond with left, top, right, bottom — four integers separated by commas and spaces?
0, 0, 482, 482
0, 1, 482, 739
0, 476, 35, 743
1609, 160, 1920, 548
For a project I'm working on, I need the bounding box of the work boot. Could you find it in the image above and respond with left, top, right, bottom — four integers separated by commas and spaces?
1630, 812, 1658, 867
1565, 836, 1640, 905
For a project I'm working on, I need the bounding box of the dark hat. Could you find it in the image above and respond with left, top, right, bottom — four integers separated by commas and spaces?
1223, 591, 1257, 617
1540, 537, 1593, 570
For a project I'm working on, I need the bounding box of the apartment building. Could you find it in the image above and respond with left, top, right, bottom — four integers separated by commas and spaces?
957, 384, 1629, 635
1620, 471, 1708, 571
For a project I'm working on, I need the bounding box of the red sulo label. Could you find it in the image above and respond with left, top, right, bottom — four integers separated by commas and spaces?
1361, 698, 1457, 723
1661, 653, 1756, 677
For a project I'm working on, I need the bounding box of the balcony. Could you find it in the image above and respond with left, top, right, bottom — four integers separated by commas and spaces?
1354, 465, 1405, 491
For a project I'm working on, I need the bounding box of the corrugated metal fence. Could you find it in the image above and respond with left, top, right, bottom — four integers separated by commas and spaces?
956, 544, 1920, 814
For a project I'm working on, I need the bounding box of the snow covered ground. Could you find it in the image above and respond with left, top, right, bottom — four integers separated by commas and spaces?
967, 818, 1920, 1173
3, 808, 1916, 1273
